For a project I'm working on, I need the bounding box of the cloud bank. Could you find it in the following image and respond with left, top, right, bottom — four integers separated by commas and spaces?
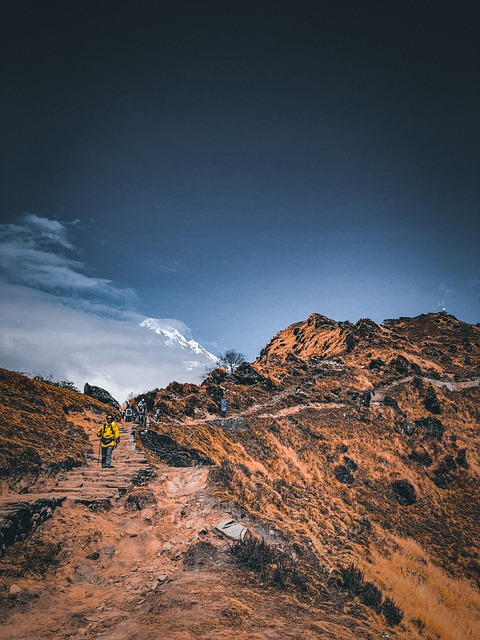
0, 215, 212, 401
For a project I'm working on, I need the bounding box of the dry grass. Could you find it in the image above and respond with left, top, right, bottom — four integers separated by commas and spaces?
369, 536, 480, 640
0, 368, 111, 483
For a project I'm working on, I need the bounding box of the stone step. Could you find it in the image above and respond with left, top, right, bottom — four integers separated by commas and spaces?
48, 489, 118, 499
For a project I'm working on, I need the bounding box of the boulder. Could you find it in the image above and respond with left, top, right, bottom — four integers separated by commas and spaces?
334, 465, 355, 484
83, 383, 120, 409
391, 480, 416, 505
424, 384, 442, 414
414, 416, 445, 439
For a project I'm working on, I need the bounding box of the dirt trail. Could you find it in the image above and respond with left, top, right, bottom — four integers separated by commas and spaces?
0, 440, 366, 640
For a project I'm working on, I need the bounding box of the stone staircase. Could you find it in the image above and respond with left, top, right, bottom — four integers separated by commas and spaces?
44, 420, 154, 502
0, 420, 154, 556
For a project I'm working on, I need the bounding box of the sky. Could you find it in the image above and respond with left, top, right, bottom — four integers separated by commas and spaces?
1, 1, 479, 396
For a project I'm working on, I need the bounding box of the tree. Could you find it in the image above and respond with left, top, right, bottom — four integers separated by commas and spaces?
217, 349, 246, 374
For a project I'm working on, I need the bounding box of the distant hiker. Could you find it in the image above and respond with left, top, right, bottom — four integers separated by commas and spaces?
97, 414, 120, 468
138, 398, 146, 410
137, 404, 146, 427
125, 405, 133, 422
220, 397, 227, 415
155, 407, 162, 422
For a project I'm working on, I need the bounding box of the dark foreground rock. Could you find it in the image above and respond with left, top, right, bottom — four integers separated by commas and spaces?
139, 430, 214, 467
0, 496, 65, 558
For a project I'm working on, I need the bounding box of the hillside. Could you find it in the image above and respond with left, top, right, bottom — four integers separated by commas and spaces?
0, 312, 479, 639
131, 312, 480, 638
0, 369, 114, 491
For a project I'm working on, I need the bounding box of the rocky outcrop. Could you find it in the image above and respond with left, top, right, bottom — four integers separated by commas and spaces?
139, 430, 214, 467
84, 382, 120, 409
0, 497, 65, 558
414, 416, 445, 438
424, 384, 442, 414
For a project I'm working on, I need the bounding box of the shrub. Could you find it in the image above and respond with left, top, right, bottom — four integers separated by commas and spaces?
360, 581, 383, 611
340, 563, 364, 595
382, 596, 404, 626
208, 459, 235, 489
230, 534, 307, 592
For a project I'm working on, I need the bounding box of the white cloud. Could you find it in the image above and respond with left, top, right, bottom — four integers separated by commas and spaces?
0, 280, 211, 401
0, 214, 135, 308
0, 216, 213, 401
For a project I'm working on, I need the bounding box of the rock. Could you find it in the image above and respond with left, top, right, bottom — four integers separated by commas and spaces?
383, 395, 399, 410
424, 384, 442, 414
345, 332, 357, 353
125, 489, 157, 511
359, 390, 371, 407
433, 456, 458, 489
414, 416, 445, 439
9, 584, 22, 595
369, 358, 385, 371
456, 449, 469, 468
391, 480, 416, 505
214, 519, 248, 541
343, 457, 358, 471
409, 449, 433, 467
83, 383, 120, 409
232, 363, 264, 385
334, 466, 354, 484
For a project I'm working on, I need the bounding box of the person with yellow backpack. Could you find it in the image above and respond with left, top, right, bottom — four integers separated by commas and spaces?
97, 414, 120, 468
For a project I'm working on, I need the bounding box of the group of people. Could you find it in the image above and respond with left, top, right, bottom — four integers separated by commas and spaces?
98, 393, 227, 469
123, 398, 149, 426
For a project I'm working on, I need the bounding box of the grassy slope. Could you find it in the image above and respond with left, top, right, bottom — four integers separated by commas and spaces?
0, 368, 113, 484
141, 313, 480, 639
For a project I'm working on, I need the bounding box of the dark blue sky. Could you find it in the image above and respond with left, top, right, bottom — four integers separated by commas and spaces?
1, 0, 479, 359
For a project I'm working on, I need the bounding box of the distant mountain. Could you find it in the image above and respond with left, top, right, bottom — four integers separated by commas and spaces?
139, 318, 218, 371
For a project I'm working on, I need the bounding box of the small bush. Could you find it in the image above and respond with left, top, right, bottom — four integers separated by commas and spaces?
341, 563, 392, 617
382, 596, 404, 626
340, 563, 364, 595
208, 459, 235, 488
230, 534, 307, 592
0, 539, 61, 578
360, 581, 383, 611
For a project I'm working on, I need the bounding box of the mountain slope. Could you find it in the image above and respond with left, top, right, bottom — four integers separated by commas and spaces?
1, 312, 479, 639
136, 312, 480, 639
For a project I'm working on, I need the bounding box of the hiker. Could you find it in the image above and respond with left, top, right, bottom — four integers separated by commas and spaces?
97, 414, 120, 468
220, 397, 227, 415
155, 406, 162, 422
125, 405, 133, 422
137, 404, 146, 427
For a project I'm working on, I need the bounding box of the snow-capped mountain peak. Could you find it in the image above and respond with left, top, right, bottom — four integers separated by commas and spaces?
139, 318, 218, 364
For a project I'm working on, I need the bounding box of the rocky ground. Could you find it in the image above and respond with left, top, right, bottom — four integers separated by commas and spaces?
0, 421, 375, 640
